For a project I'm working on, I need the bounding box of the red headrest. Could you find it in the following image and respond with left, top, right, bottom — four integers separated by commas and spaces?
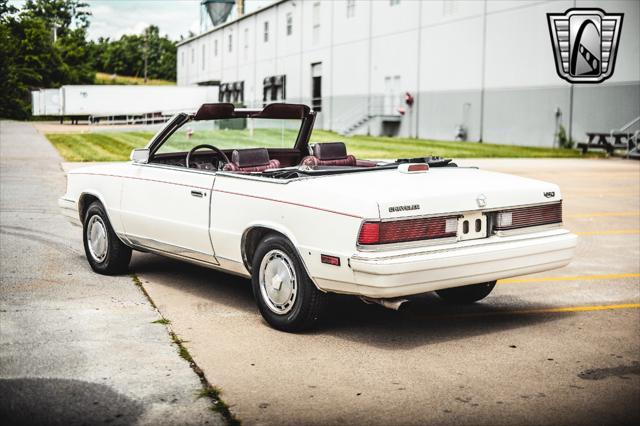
311, 142, 347, 160
231, 148, 270, 167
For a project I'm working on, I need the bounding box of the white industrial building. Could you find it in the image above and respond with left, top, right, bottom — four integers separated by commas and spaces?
177, 0, 640, 147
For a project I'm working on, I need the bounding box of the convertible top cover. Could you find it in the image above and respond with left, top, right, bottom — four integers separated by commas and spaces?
194, 103, 311, 121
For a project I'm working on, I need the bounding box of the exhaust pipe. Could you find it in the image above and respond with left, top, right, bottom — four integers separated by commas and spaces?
360, 296, 409, 311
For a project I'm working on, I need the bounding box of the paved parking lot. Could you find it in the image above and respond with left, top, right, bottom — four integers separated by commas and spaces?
0, 122, 223, 425
2, 120, 639, 425
134, 159, 639, 425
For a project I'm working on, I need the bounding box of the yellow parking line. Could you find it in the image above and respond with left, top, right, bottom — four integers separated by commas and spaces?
535, 303, 640, 314
565, 211, 640, 218
574, 229, 640, 236
441, 303, 640, 319
499, 273, 640, 284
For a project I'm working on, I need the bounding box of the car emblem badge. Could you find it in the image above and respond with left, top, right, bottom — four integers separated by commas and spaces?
388, 204, 420, 213
544, 191, 556, 198
547, 8, 623, 84
476, 194, 487, 208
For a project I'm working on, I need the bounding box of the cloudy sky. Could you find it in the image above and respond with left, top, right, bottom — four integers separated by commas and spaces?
87, 0, 202, 41
10, 0, 273, 41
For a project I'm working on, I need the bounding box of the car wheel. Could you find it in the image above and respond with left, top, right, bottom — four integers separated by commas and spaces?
435, 281, 496, 304
83, 201, 132, 275
251, 233, 327, 332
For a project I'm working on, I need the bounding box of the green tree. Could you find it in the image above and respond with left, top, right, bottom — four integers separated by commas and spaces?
21, 0, 90, 36
1, 2, 65, 118
0, 0, 177, 119
91, 25, 177, 81
0, 0, 94, 118
57, 27, 95, 83
0, 1, 31, 118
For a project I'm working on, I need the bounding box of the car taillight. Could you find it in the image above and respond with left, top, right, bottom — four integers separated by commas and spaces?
358, 222, 380, 244
358, 216, 458, 245
495, 202, 562, 230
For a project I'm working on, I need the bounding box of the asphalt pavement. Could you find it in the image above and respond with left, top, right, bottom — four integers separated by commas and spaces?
0, 121, 224, 426
2, 121, 638, 425
135, 158, 640, 425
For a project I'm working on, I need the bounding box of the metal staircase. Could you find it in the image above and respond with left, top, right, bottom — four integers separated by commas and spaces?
337, 98, 401, 136
340, 114, 374, 136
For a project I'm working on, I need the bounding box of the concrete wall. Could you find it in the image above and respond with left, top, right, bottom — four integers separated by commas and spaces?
178, 0, 640, 147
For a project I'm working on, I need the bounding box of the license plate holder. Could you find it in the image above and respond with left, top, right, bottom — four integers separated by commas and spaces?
457, 212, 487, 241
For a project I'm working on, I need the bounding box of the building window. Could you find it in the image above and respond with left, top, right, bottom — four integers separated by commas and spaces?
346, 0, 355, 18
286, 12, 293, 36
311, 62, 322, 112
312, 2, 320, 44
228, 33, 233, 52
263, 75, 286, 104
219, 81, 244, 104
202, 44, 206, 70
263, 21, 269, 42
191, 48, 194, 63
244, 28, 249, 60
390, 0, 400, 5
214, 39, 218, 56
181, 51, 184, 66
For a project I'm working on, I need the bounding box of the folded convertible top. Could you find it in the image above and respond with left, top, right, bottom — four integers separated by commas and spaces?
194, 103, 311, 121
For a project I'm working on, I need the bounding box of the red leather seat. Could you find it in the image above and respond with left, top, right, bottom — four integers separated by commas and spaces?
300, 142, 376, 167
222, 148, 281, 173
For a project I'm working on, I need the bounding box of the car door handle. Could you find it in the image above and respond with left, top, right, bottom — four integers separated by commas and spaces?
191, 190, 204, 198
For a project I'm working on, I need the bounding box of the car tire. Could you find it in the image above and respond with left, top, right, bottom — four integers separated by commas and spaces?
435, 281, 496, 304
83, 201, 132, 275
251, 233, 327, 332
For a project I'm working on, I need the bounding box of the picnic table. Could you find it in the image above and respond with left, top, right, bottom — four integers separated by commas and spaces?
578, 132, 638, 155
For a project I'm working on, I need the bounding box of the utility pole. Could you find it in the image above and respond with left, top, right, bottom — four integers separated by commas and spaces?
52, 22, 60, 42
143, 29, 148, 84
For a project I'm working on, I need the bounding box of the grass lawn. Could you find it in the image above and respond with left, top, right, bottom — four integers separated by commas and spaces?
46, 128, 596, 162
95, 72, 175, 86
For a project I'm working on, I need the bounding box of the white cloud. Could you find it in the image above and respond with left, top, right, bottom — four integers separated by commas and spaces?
84, 0, 275, 41
86, 1, 202, 41
113, 21, 150, 39
8, 0, 275, 41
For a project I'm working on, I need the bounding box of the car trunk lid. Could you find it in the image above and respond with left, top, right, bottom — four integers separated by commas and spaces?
304, 167, 561, 219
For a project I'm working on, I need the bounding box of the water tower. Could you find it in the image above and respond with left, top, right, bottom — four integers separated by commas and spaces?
200, 0, 236, 32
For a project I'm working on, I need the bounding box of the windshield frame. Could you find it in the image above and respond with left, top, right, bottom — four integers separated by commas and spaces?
146, 103, 316, 161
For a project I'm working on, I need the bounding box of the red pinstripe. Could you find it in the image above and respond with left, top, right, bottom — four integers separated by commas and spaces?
72, 172, 211, 190
212, 188, 363, 219
72, 172, 362, 219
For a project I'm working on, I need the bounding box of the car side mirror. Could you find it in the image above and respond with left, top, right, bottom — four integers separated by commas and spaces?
130, 148, 150, 164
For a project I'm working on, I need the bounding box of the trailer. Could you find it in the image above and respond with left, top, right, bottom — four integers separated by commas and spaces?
31, 88, 61, 116
31, 85, 219, 124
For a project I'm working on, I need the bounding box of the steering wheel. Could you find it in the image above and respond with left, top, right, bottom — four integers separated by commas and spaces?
185, 144, 230, 170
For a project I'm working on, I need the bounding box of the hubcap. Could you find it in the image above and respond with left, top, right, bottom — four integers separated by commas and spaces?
259, 249, 298, 315
87, 215, 108, 262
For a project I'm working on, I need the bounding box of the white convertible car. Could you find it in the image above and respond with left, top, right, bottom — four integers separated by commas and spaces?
60, 103, 577, 331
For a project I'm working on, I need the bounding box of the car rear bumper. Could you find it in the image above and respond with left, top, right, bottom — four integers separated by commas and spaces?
58, 197, 81, 226
314, 229, 578, 298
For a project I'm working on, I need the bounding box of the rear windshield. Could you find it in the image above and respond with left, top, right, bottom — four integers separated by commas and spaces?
155, 117, 302, 155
